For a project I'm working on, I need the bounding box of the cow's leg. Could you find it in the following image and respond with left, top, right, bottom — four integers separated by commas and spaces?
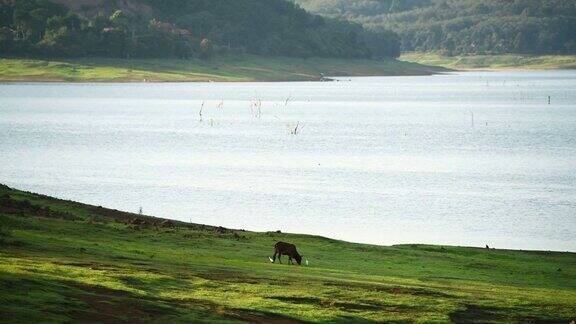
278, 253, 282, 264
288, 256, 293, 265
270, 251, 277, 263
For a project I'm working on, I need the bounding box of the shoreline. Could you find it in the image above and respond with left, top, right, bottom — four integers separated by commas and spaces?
2, 53, 575, 83
0, 55, 446, 83
2, 183, 572, 254
401, 52, 576, 71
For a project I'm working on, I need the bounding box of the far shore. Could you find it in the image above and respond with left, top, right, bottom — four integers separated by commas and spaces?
401, 52, 576, 71
1, 53, 573, 83
0, 55, 446, 83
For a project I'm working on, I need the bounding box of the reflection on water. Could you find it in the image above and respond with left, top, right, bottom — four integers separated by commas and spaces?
1, 71, 575, 251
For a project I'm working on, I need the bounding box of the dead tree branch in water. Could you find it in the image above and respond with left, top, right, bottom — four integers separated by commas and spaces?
199, 101, 204, 122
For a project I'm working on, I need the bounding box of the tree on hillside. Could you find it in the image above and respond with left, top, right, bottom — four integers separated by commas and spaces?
199, 38, 213, 59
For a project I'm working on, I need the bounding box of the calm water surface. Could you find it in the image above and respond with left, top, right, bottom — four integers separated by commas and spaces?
1, 71, 575, 251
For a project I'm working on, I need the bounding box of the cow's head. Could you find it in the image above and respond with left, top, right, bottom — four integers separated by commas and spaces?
295, 254, 302, 265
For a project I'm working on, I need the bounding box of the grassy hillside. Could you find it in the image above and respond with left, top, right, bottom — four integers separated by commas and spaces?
0, 55, 443, 82
1, 184, 575, 322
401, 52, 576, 70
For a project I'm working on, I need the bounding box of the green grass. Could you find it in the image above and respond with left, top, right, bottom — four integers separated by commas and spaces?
0, 55, 442, 83
1, 184, 575, 323
400, 52, 576, 70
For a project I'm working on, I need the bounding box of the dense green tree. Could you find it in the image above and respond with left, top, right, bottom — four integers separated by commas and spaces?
199, 38, 213, 59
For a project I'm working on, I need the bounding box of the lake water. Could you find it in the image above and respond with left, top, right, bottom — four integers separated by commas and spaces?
1, 71, 575, 252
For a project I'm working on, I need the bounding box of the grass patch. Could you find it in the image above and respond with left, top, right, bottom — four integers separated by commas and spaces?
400, 52, 576, 70
0, 184, 575, 322
0, 55, 442, 83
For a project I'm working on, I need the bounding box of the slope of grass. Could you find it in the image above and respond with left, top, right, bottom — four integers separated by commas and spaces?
0, 55, 443, 83
1, 184, 575, 322
400, 52, 576, 71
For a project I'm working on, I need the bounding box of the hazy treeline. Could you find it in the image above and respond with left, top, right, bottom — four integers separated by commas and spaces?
293, 0, 430, 16
0, 0, 400, 59
293, 0, 576, 55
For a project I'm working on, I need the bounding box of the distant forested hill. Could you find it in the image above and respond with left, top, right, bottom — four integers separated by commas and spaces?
0, 0, 400, 59
293, 0, 576, 55
293, 0, 430, 17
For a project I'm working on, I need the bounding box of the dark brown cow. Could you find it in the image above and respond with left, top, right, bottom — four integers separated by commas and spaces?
269, 241, 302, 265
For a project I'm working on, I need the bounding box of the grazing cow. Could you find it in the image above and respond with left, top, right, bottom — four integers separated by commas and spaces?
269, 241, 302, 265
